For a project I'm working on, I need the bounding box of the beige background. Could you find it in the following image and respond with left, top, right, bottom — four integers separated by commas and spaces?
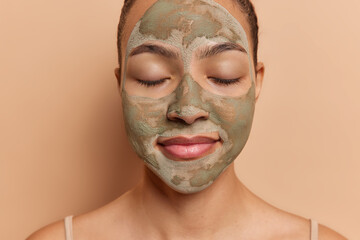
1, 0, 359, 239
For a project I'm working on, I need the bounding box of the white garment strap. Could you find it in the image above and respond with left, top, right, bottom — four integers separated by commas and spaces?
310, 219, 318, 240
64, 215, 73, 240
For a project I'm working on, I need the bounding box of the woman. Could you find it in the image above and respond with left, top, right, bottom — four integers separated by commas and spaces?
28, 0, 347, 239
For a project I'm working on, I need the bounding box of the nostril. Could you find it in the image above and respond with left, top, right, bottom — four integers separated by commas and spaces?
167, 111, 209, 125
167, 112, 181, 121
198, 115, 209, 121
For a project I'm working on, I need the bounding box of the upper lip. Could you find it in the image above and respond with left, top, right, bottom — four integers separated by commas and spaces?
157, 133, 220, 146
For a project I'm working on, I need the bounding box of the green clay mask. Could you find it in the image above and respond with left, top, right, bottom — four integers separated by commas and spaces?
122, 0, 256, 193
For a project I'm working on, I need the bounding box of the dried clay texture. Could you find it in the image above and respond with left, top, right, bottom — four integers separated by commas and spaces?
122, 0, 256, 193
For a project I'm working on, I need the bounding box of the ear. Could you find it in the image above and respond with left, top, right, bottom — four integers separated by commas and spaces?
114, 67, 122, 92
254, 62, 264, 102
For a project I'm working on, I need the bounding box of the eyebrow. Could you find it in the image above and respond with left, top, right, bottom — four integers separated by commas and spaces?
129, 44, 180, 59
197, 42, 247, 59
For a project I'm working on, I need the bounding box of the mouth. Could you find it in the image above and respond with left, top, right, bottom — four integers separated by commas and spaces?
156, 133, 222, 161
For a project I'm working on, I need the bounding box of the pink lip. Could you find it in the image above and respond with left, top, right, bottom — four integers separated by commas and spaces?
157, 135, 221, 161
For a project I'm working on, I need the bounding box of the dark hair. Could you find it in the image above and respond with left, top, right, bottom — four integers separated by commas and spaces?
117, 0, 259, 68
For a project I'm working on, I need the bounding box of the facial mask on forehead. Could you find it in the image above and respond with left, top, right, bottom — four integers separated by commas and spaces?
122, 0, 256, 193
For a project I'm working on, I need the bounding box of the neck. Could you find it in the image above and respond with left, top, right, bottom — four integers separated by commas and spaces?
134, 163, 254, 239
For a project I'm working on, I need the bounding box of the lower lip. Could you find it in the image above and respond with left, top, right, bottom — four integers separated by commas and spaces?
159, 142, 218, 160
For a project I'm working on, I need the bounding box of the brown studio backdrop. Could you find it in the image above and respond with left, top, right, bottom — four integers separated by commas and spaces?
1, 0, 359, 239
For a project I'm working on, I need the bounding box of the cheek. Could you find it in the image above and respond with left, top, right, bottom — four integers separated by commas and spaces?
206, 97, 237, 124
200, 84, 255, 127
214, 99, 254, 134
121, 94, 174, 138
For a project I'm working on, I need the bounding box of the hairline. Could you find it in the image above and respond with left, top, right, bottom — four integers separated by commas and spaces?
117, 0, 258, 71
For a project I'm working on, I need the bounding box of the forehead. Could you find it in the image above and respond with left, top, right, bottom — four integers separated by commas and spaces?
121, 0, 252, 55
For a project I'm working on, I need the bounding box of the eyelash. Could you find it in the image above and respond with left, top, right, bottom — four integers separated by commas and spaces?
136, 78, 168, 87
209, 77, 241, 86
135, 77, 241, 87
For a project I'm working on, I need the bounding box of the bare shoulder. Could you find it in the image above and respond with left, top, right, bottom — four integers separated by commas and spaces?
71, 190, 139, 238
27, 190, 138, 240
253, 199, 347, 240
318, 224, 347, 240
26, 220, 65, 240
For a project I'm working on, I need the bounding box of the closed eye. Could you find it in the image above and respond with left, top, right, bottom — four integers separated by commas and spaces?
208, 77, 241, 86
136, 78, 170, 87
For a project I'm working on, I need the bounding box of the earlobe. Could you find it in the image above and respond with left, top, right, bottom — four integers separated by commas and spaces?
114, 67, 122, 89
254, 62, 264, 102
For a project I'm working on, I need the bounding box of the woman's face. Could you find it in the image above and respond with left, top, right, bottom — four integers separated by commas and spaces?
119, 0, 262, 193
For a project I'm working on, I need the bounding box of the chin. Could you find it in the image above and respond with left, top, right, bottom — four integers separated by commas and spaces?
143, 146, 237, 194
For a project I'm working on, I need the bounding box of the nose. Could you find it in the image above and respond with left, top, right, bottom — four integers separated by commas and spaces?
167, 108, 209, 124
167, 73, 209, 125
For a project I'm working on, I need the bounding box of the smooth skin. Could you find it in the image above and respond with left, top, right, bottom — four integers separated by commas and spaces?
27, 0, 347, 239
